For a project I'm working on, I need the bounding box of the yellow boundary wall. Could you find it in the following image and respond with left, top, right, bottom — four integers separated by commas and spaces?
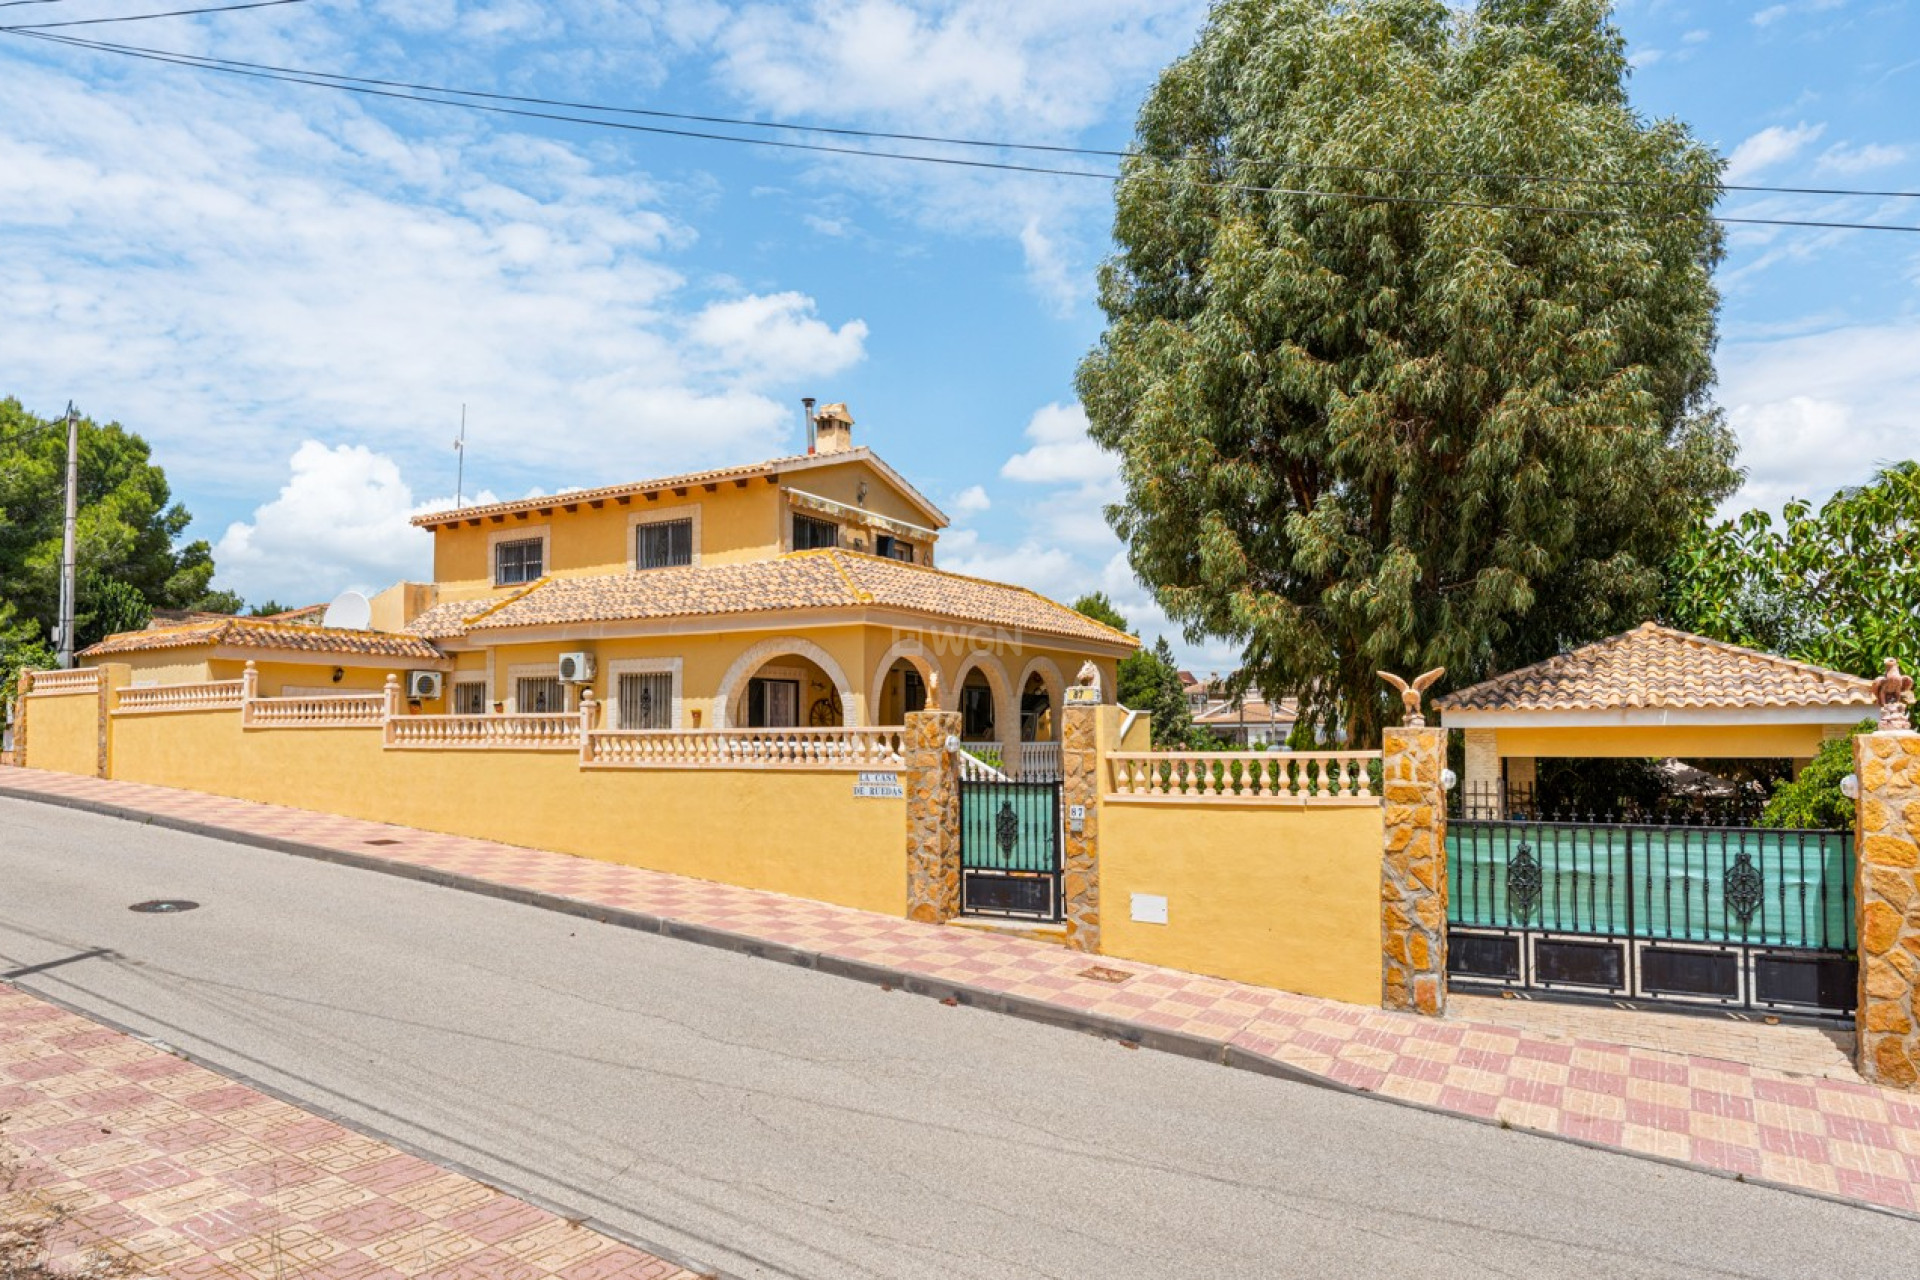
1097, 799, 1384, 1006
18, 688, 103, 777
108, 707, 908, 916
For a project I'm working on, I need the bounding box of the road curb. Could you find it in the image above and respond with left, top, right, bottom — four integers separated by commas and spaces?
5, 779, 1913, 1226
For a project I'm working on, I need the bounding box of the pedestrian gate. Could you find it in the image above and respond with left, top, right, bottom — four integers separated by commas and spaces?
958, 778, 1063, 921
1447, 818, 1856, 1018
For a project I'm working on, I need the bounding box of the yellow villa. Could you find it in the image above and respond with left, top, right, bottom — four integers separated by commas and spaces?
77, 404, 1137, 777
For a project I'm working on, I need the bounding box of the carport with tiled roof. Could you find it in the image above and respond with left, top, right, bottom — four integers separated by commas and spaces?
1432, 623, 1880, 1021
1436, 622, 1877, 812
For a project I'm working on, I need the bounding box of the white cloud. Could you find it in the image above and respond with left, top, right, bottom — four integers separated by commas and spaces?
686, 291, 870, 382
1001, 402, 1115, 486
1814, 142, 1909, 174
212, 441, 471, 601
1717, 321, 1920, 513
1682, 29, 1711, 44
949, 484, 992, 514
1753, 4, 1791, 25
0, 49, 862, 515
1724, 122, 1826, 182
708, 1, 1205, 310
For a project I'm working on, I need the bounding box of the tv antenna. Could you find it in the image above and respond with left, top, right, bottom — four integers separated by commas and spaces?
454, 404, 467, 507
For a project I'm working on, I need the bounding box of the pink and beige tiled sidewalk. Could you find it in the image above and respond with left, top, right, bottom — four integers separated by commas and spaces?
5, 766, 1920, 1222
0, 984, 703, 1279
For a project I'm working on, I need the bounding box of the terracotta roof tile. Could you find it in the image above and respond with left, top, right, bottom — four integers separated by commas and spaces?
410, 446, 948, 530
434, 550, 1137, 648
80, 618, 442, 662
1434, 623, 1876, 713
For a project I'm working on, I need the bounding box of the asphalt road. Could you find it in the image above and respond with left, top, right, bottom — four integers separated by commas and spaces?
1, 796, 1914, 1280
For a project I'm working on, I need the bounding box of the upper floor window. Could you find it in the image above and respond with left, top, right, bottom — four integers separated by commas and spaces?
875, 534, 915, 564
636, 518, 693, 570
495, 537, 543, 585
793, 515, 838, 551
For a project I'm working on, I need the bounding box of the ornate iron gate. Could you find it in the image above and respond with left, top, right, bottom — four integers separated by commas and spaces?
1447, 819, 1856, 1018
958, 778, 1062, 921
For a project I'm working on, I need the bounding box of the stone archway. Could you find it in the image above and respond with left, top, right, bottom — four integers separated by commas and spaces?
944, 651, 1015, 746
712, 636, 861, 729
1016, 656, 1066, 742
869, 637, 939, 724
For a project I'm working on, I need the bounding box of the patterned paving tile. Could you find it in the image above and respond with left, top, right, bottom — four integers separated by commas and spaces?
0, 983, 704, 1278
5, 766, 1920, 1221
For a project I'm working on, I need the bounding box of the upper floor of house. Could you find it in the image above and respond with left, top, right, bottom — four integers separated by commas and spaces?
410, 405, 949, 606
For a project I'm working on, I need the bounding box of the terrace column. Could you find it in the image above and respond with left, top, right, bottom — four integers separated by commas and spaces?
1382, 723, 1450, 1016
904, 708, 962, 924
1855, 701, 1920, 1089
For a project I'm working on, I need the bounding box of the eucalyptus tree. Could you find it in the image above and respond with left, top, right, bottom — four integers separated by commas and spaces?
1077, 0, 1736, 745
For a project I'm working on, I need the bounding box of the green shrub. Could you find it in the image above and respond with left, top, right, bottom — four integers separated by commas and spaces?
1761, 720, 1875, 829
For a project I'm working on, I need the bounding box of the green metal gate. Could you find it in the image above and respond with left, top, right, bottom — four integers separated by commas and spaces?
958, 779, 1062, 921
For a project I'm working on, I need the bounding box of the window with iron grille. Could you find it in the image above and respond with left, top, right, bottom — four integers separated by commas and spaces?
636, 518, 693, 570
452, 681, 487, 715
495, 537, 543, 585
516, 676, 563, 714
875, 534, 915, 563
618, 671, 674, 729
793, 515, 838, 551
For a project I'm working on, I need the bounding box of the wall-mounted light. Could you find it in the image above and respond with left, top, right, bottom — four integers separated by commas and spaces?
331, 667, 344, 684
944, 734, 960, 754
1841, 773, 1861, 799
1441, 768, 1458, 792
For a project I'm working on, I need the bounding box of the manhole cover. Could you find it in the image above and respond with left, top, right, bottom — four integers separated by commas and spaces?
129, 900, 200, 914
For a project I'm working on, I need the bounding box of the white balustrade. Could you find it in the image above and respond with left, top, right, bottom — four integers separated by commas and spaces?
244, 694, 385, 728
584, 727, 908, 770
24, 668, 100, 695
1106, 750, 1381, 803
386, 713, 583, 750
1015, 740, 1063, 780
956, 749, 1008, 782
114, 681, 245, 714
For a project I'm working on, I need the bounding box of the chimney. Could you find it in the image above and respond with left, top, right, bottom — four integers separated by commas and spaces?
813, 402, 853, 455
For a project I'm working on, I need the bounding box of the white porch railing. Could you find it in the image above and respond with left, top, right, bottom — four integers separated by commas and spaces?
1107, 750, 1381, 803
386, 713, 582, 750
243, 694, 384, 728
584, 727, 908, 770
24, 668, 100, 695
956, 749, 1008, 781
1016, 740, 1063, 780
114, 681, 245, 714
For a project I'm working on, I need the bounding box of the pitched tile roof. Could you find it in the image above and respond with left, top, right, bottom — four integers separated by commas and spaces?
1434, 623, 1876, 713
410, 550, 1138, 649
80, 618, 442, 662
409, 447, 948, 530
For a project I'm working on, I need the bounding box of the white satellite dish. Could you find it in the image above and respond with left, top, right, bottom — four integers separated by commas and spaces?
321, 590, 372, 632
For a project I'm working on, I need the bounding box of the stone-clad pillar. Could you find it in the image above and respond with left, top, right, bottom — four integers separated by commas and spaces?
1060, 702, 1103, 953
1382, 726, 1449, 1015
12, 669, 33, 768
1856, 727, 1920, 1089
904, 709, 962, 924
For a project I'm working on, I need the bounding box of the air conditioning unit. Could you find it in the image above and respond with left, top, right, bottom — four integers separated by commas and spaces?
558, 652, 596, 683
406, 670, 444, 700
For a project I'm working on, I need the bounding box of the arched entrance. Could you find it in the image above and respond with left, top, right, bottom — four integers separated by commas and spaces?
869, 638, 937, 726
713, 638, 858, 729
1016, 658, 1064, 780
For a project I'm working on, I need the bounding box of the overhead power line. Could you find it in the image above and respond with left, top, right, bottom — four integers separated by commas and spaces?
2, 0, 308, 30
8, 27, 1920, 235
7, 27, 1918, 205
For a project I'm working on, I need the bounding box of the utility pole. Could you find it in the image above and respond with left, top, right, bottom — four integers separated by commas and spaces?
56, 402, 79, 669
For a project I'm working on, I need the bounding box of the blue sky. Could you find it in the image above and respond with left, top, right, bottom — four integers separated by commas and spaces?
1, 0, 1915, 673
